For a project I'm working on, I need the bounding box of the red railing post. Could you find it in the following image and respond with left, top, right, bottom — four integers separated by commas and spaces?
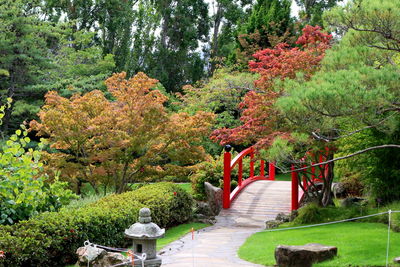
260, 160, 265, 177
238, 159, 243, 186
302, 164, 307, 190
268, 162, 275, 180
291, 165, 299, 211
223, 145, 232, 209
250, 150, 255, 178
311, 164, 315, 181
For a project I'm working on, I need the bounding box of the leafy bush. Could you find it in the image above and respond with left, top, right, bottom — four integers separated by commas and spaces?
0, 127, 77, 225
291, 203, 369, 225
335, 128, 400, 203
0, 182, 193, 266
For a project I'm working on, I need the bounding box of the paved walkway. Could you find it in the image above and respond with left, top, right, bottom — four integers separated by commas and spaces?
160, 180, 292, 267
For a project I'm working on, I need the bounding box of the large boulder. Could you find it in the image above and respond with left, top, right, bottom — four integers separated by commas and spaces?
265, 220, 282, 229
340, 197, 367, 208
331, 182, 347, 198
76, 246, 129, 267
195, 201, 214, 217
204, 182, 223, 215
276, 213, 290, 223
76, 246, 106, 266
275, 243, 337, 267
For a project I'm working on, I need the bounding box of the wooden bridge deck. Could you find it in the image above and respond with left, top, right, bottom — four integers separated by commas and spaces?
219, 180, 292, 227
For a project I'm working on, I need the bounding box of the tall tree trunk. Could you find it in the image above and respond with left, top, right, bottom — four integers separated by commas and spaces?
321, 151, 334, 207
210, 4, 223, 75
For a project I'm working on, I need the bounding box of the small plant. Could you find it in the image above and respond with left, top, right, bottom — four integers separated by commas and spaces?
0, 125, 77, 225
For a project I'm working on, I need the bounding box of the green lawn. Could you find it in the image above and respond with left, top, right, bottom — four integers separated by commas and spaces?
176, 183, 193, 195
275, 172, 292, 181
239, 222, 400, 267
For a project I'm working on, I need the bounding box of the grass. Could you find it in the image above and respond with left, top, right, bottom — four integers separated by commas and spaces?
175, 183, 193, 195
275, 172, 292, 181
239, 222, 400, 267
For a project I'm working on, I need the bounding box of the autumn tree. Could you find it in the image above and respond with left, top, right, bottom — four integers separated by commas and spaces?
31, 72, 214, 194
178, 68, 258, 155
212, 25, 332, 148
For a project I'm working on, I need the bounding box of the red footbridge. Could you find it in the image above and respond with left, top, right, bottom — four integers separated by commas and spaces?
222, 146, 325, 212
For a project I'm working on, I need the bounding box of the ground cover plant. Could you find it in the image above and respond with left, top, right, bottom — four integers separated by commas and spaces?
0, 182, 193, 266
239, 222, 400, 267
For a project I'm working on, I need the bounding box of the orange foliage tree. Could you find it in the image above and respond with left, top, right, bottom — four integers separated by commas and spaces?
212, 25, 331, 149
31, 72, 214, 193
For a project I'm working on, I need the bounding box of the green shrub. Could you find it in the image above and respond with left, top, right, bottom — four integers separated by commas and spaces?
291, 203, 369, 225
335, 128, 400, 203
0, 182, 193, 266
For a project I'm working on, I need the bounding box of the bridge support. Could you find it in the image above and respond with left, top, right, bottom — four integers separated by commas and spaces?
291, 165, 299, 211
223, 146, 232, 209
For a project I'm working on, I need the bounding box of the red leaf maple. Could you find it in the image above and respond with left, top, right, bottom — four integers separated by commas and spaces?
212, 25, 332, 149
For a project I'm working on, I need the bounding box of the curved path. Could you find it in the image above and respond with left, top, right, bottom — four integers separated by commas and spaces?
160, 180, 291, 267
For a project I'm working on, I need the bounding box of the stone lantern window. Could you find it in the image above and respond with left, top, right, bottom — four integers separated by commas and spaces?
124, 208, 165, 267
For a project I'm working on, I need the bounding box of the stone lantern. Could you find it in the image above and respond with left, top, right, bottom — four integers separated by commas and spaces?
125, 208, 165, 267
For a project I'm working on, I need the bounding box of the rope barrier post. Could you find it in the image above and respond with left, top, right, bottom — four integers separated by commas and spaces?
128, 250, 134, 266
190, 227, 195, 267
386, 210, 392, 266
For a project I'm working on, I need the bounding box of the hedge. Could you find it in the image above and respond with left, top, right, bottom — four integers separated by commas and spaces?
0, 182, 193, 266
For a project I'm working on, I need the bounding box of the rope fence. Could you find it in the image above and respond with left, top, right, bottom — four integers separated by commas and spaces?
80, 210, 399, 267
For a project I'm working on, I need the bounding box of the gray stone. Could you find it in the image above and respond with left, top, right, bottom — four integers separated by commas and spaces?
204, 182, 223, 216
76, 246, 107, 266
276, 212, 290, 223
76, 247, 130, 267
195, 201, 213, 217
332, 182, 347, 198
289, 210, 298, 222
265, 220, 282, 229
98, 252, 129, 267
394, 256, 400, 263
275, 243, 337, 267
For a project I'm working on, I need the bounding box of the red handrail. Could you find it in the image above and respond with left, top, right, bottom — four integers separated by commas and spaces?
291, 149, 330, 211
223, 146, 275, 209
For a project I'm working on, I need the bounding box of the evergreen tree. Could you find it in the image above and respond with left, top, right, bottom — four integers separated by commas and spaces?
295, 0, 341, 26
0, 0, 60, 134
232, 0, 294, 68
149, 0, 210, 92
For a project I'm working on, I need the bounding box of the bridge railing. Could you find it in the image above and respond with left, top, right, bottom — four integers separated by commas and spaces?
291, 152, 329, 210
223, 145, 275, 209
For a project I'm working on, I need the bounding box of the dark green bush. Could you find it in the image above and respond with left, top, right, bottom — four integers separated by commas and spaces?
291, 203, 370, 225
0, 182, 193, 266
